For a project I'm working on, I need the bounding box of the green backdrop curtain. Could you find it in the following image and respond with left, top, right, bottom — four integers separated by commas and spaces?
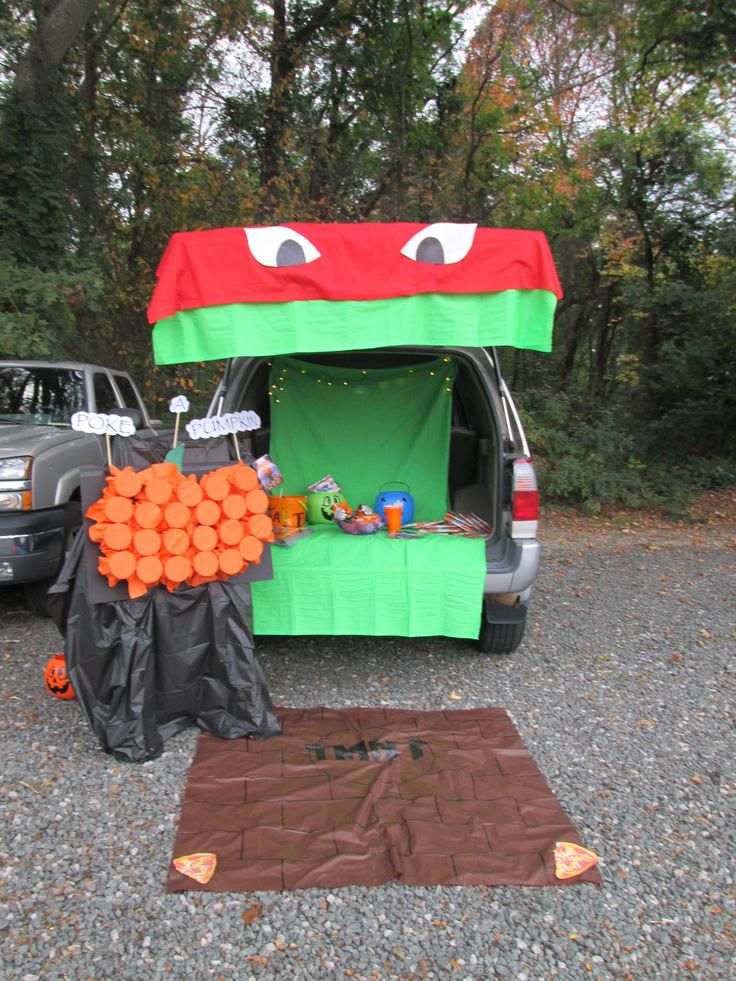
268, 355, 457, 521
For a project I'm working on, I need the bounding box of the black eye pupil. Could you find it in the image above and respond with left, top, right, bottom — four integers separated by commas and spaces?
416, 236, 445, 264
276, 240, 307, 266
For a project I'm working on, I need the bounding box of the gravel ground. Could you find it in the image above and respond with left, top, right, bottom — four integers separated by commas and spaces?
1, 515, 734, 980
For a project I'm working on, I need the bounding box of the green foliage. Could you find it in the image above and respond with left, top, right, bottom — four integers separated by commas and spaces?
520, 389, 735, 514
0, 252, 103, 358
0, 0, 733, 519
519, 391, 649, 512
0, 89, 78, 266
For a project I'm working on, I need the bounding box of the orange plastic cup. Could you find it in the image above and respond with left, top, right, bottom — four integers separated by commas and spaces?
109, 550, 137, 580
218, 548, 244, 577
164, 501, 191, 529
193, 550, 218, 578
246, 488, 269, 514
176, 478, 203, 507
136, 555, 163, 585
202, 474, 230, 501
104, 496, 134, 523
239, 536, 263, 563
383, 504, 402, 536
135, 501, 162, 529
196, 499, 221, 526
222, 493, 247, 520
164, 554, 192, 584
145, 477, 173, 505
134, 528, 161, 556
232, 464, 258, 492
113, 468, 143, 498
163, 527, 190, 555
219, 518, 245, 545
192, 524, 218, 551
103, 523, 133, 551
248, 512, 272, 540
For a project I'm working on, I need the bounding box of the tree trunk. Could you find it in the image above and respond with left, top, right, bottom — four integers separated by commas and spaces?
13, 0, 105, 100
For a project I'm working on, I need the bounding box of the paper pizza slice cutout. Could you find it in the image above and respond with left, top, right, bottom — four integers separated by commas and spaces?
554, 841, 599, 879
173, 852, 217, 884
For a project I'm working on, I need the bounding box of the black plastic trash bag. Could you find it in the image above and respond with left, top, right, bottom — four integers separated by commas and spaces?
48, 435, 279, 761
61, 556, 280, 762
46, 526, 86, 634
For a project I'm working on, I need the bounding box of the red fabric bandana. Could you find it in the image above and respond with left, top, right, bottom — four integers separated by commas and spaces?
147, 223, 562, 323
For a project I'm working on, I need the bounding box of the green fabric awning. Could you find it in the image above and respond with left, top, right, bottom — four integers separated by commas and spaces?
152, 290, 555, 364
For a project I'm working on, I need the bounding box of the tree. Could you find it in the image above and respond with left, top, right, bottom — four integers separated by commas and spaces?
9, 0, 105, 100
220, 0, 467, 221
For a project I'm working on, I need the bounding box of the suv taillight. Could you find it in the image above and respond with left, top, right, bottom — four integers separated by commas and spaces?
511, 457, 539, 537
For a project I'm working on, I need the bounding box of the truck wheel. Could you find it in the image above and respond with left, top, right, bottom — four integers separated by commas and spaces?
477, 599, 528, 654
24, 579, 54, 617
477, 619, 526, 654
24, 501, 82, 618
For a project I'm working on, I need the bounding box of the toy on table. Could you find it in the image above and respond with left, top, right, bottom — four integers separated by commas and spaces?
255, 454, 283, 492
374, 482, 415, 525
404, 512, 493, 538
335, 503, 385, 535
267, 493, 307, 528
306, 475, 345, 524
308, 475, 340, 493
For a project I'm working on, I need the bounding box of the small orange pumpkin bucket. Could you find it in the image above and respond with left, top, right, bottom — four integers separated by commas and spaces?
44, 653, 76, 700
267, 495, 307, 529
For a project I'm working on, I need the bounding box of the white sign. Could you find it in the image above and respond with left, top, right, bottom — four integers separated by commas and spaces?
71, 411, 136, 437
169, 395, 190, 413
186, 410, 261, 440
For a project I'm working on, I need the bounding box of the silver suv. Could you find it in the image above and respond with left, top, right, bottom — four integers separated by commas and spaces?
211, 345, 539, 654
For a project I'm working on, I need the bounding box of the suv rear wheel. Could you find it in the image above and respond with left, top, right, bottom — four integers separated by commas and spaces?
477, 619, 526, 654
477, 598, 528, 654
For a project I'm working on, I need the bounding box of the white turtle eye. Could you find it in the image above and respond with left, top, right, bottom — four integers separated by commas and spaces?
400, 223, 477, 265
244, 226, 321, 267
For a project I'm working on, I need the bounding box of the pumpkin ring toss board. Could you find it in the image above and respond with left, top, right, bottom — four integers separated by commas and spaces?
167, 707, 600, 892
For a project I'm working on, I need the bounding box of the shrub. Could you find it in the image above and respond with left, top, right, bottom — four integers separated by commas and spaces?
517, 390, 734, 514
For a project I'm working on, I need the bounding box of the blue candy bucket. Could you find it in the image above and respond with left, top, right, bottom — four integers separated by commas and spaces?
374, 482, 415, 524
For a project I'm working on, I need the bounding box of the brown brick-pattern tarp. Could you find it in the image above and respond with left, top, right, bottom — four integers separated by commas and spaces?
167, 707, 600, 892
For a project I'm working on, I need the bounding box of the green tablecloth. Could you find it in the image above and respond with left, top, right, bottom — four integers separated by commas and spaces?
252, 527, 486, 638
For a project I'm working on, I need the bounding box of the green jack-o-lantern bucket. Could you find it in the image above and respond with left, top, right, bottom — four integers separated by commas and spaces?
306, 491, 345, 525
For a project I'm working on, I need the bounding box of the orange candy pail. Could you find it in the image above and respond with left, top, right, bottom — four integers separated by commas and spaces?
267, 495, 307, 529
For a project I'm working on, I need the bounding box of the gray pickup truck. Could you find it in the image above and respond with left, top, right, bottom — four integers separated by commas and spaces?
0, 360, 157, 614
